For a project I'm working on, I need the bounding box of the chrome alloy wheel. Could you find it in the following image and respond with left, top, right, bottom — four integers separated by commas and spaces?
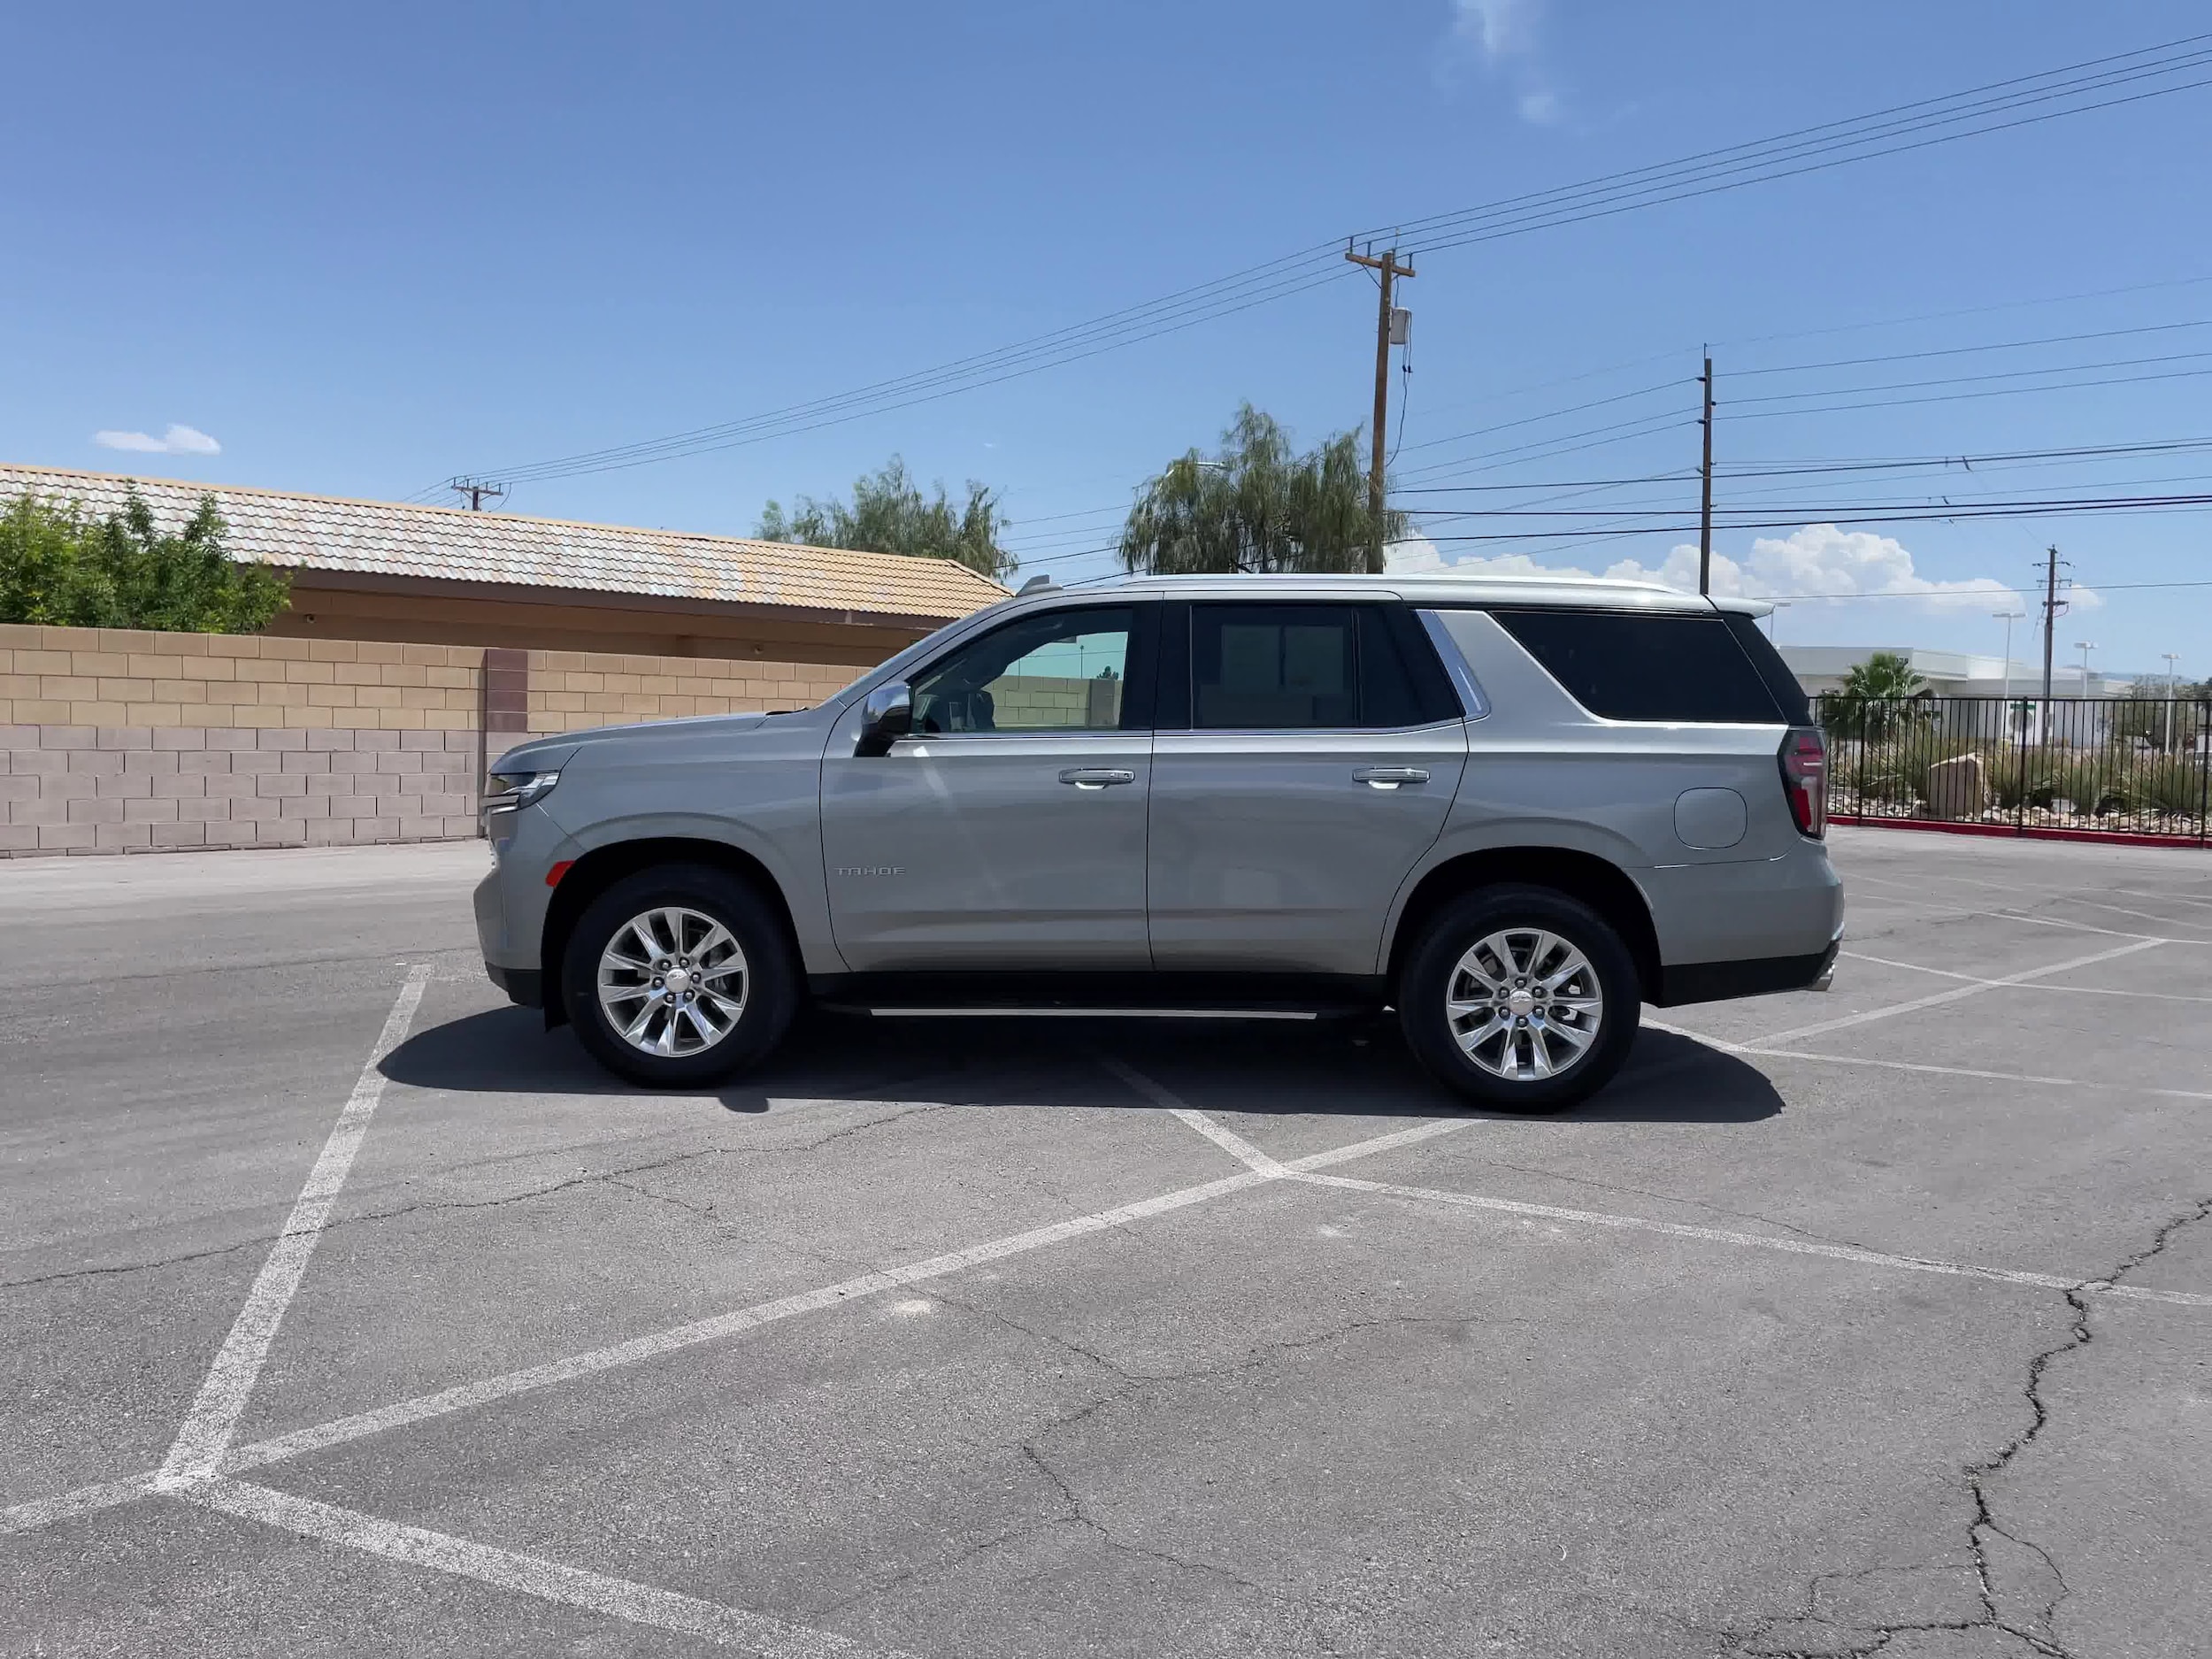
1445, 927, 1604, 1082
595, 906, 749, 1057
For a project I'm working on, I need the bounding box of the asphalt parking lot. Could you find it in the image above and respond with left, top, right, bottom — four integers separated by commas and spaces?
3, 829, 2208, 1659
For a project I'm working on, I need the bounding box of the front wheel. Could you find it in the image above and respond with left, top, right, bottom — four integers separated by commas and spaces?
1399, 885, 1640, 1113
562, 864, 797, 1087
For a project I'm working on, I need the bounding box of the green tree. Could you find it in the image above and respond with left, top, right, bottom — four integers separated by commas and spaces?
757, 457, 1014, 582
1839, 650, 1927, 701
2108, 682, 2200, 754
0, 488, 288, 633
1118, 403, 1408, 576
1828, 650, 1932, 744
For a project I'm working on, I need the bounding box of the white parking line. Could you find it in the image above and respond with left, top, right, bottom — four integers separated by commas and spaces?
1751, 939, 2162, 1046
2048, 894, 2212, 930
1998, 911, 2192, 943
0, 1472, 164, 1539
1843, 949, 2212, 1003
1640, 1015, 2212, 1103
1749, 1043, 2212, 1102
190, 1477, 908, 1658
2098, 884, 2212, 911
1121, 1062, 2212, 1304
158, 964, 433, 1487
0, 1115, 1465, 1540
1290, 1171, 2212, 1310
1096, 1057, 1288, 1175
1852, 866, 2212, 918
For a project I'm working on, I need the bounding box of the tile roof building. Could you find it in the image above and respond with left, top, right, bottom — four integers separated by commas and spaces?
0, 464, 1009, 665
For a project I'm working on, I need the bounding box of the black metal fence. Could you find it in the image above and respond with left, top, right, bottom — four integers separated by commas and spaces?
1812, 695, 2212, 844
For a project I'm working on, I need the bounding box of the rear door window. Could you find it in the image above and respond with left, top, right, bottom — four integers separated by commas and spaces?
1194, 605, 1357, 729
1484, 608, 1788, 724
1185, 603, 1463, 730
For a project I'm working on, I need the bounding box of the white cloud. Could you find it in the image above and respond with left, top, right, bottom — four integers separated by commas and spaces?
1385, 529, 1448, 572
1453, 0, 1536, 59
1387, 522, 2097, 613
93, 423, 221, 457
1446, 0, 1560, 125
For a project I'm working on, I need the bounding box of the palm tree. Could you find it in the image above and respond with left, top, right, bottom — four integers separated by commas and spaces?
1118, 404, 1406, 576
1832, 650, 1932, 745
1839, 651, 1927, 701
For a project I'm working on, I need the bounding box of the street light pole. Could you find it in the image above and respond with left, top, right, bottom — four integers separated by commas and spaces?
2163, 651, 2182, 751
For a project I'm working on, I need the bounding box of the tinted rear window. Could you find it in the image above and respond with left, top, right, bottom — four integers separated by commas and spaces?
1722, 611, 1812, 725
1486, 608, 1788, 724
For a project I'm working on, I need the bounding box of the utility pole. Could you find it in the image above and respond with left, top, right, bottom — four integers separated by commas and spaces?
1698, 354, 1715, 595
2038, 544, 2064, 705
449, 477, 508, 511
1345, 242, 1415, 574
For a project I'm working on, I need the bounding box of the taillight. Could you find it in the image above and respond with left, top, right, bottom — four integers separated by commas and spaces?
1780, 727, 1827, 838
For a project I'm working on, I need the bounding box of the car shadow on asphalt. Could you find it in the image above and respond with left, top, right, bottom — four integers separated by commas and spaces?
379, 1008, 1780, 1125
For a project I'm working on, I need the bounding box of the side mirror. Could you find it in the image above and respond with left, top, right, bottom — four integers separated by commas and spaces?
856, 680, 913, 757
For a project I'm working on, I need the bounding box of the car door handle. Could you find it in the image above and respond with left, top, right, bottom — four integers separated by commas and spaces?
1354, 766, 1430, 789
1059, 767, 1137, 789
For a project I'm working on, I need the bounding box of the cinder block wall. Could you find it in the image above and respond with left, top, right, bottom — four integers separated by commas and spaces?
522, 648, 857, 736
1, 624, 858, 857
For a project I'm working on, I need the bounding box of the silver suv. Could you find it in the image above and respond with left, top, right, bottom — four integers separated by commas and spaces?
474, 574, 1841, 1111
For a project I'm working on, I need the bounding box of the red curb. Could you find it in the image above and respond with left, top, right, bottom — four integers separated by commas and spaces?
1830, 815, 2210, 850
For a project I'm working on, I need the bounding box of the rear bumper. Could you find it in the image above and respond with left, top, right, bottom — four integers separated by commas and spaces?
486, 962, 543, 1009
1653, 933, 1840, 1007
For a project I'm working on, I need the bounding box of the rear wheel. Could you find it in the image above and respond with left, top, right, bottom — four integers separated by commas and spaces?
562, 864, 797, 1087
1399, 885, 1640, 1113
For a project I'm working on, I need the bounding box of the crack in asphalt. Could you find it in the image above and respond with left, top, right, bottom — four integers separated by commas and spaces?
1728, 1194, 2212, 1659
824, 1298, 1533, 1609
1018, 1438, 1261, 1592
0, 1103, 944, 1294
0, 1233, 268, 1293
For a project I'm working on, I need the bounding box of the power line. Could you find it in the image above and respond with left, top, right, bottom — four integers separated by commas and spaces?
1397, 439, 2212, 493
1386, 38, 2212, 258
1725, 363, 2212, 420
1708, 437, 2212, 477
1712, 273, 2212, 351
1412, 490, 2212, 541
1398, 411, 1701, 480
1404, 486, 2212, 520
1739, 578, 2212, 601
1393, 378, 1690, 455
441, 34, 2212, 490
1731, 317, 2212, 377
1727, 345, 2212, 405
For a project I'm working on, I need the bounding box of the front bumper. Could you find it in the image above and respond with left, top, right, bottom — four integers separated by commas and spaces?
485, 961, 544, 1008
474, 795, 572, 995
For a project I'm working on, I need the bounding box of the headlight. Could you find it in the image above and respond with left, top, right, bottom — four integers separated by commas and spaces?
483, 770, 560, 818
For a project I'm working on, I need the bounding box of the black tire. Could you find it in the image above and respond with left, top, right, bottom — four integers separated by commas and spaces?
1398, 884, 1640, 1114
562, 864, 798, 1088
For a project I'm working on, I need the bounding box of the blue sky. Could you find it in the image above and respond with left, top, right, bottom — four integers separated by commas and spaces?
4, 1, 2208, 677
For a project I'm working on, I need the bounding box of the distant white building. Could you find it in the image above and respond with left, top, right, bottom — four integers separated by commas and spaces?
1778, 645, 2131, 700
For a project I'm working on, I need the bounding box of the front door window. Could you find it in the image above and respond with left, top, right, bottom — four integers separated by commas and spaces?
910, 606, 1133, 735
